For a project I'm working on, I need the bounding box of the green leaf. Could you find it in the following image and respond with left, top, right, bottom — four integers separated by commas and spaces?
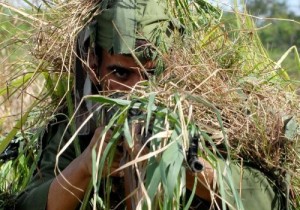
183, 176, 197, 210
92, 149, 97, 189
161, 133, 178, 165
146, 93, 156, 135
160, 133, 183, 198
106, 107, 126, 129
87, 95, 130, 106
0, 107, 31, 154
123, 118, 133, 148
165, 145, 183, 199
0, 73, 33, 97
284, 117, 299, 141
145, 159, 161, 200
216, 160, 227, 210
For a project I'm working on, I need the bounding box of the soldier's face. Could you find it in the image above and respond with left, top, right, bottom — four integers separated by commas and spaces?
99, 49, 155, 91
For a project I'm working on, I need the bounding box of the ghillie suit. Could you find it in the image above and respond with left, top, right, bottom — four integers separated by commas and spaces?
0, 0, 299, 209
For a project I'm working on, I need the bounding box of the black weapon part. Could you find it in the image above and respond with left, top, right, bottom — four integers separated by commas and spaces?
0, 141, 19, 162
187, 135, 204, 173
128, 107, 143, 117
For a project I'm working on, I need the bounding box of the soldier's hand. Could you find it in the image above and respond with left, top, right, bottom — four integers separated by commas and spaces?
83, 126, 123, 177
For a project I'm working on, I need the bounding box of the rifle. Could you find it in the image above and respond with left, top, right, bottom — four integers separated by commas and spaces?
121, 107, 204, 209
187, 134, 204, 173
0, 141, 19, 163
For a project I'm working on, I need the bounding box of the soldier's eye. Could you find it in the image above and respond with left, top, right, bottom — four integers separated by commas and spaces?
107, 65, 132, 81
113, 68, 131, 80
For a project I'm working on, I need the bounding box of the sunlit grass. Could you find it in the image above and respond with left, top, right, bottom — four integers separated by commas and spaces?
0, 0, 299, 209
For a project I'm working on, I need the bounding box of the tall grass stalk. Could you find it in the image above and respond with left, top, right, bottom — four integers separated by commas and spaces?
0, 0, 299, 209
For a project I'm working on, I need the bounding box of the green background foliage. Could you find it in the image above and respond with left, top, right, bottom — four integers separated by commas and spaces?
246, 0, 300, 79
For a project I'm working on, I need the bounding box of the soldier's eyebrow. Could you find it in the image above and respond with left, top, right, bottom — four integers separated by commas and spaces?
107, 64, 156, 77
107, 64, 133, 72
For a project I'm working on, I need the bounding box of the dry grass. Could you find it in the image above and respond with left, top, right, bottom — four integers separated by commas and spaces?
0, 0, 100, 133
0, 0, 299, 209
155, 33, 300, 198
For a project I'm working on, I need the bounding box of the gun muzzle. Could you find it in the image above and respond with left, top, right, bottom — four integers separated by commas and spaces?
187, 136, 204, 173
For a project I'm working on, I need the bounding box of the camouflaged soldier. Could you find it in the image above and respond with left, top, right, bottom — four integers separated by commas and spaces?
16, 1, 284, 209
